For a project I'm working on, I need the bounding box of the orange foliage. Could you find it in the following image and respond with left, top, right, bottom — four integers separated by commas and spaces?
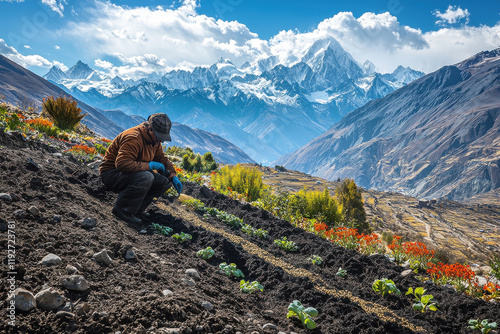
26, 118, 54, 128
69, 144, 96, 155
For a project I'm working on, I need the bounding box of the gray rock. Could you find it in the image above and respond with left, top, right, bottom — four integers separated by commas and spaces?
53, 215, 61, 223
157, 329, 180, 334
74, 302, 91, 315
8, 288, 36, 311
52, 153, 63, 157
14, 209, 26, 218
93, 250, 113, 266
55, 311, 75, 320
262, 323, 278, 330
162, 289, 174, 297
60, 275, 89, 291
66, 265, 79, 274
202, 301, 214, 311
181, 278, 196, 287
35, 287, 66, 310
401, 269, 412, 277
9, 193, 19, 201
81, 217, 97, 228
60, 302, 73, 312
28, 206, 40, 216
185, 268, 200, 280
0, 193, 12, 202
26, 157, 41, 171
125, 248, 137, 260
40, 253, 62, 266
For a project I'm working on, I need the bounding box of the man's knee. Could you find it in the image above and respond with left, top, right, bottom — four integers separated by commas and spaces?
132, 171, 155, 189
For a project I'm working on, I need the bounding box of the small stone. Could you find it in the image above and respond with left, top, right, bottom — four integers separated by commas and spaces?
424, 280, 434, 286
196, 326, 204, 332
52, 153, 62, 157
162, 289, 174, 297
9, 193, 19, 201
14, 209, 26, 218
60, 275, 89, 291
53, 215, 61, 223
26, 157, 41, 171
8, 288, 36, 311
185, 268, 200, 280
40, 253, 62, 266
74, 302, 91, 315
0, 193, 12, 202
262, 323, 278, 330
35, 287, 66, 310
81, 217, 97, 228
28, 206, 40, 216
400, 269, 412, 277
93, 250, 113, 266
181, 278, 196, 287
55, 311, 75, 320
125, 248, 137, 260
201, 301, 214, 311
263, 310, 274, 315
140, 228, 147, 234
60, 302, 73, 312
66, 265, 79, 274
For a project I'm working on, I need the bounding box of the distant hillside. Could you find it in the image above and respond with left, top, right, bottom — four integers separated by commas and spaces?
275, 49, 500, 201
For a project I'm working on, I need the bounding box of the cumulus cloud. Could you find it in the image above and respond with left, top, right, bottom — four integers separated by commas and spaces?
23, 45, 31, 49
41, 0, 67, 17
433, 5, 470, 25
0, 38, 58, 68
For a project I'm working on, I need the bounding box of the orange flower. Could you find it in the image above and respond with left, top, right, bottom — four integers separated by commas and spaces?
68, 144, 96, 155
26, 118, 53, 128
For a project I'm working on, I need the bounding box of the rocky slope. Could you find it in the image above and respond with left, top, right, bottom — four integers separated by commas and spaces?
275, 49, 500, 201
1, 123, 499, 333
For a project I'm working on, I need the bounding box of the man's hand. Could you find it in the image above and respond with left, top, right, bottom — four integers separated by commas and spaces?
148, 161, 165, 175
172, 176, 183, 194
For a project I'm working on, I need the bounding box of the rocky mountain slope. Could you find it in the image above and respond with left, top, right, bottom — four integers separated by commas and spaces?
0, 58, 254, 164
0, 132, 498, 333
275, 49, 500, 201
44, 37, 424, 163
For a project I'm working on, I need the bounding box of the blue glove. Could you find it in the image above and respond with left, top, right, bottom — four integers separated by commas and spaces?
172, 176, 182, 194
148, 161, 165, 175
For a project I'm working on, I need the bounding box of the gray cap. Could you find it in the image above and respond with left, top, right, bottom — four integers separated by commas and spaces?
148, 113, 172, 142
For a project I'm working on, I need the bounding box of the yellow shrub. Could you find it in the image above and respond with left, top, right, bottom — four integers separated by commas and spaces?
211, 164, 264, 201
42, 95, 86, 131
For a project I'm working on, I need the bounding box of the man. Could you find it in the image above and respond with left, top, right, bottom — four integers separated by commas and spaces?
99, 113, 183, 224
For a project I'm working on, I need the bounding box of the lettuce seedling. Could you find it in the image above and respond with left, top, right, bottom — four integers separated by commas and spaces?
406, 287, 438, 313
196, 247, 215, 260
336, 267, 347, 277
253, 228, 268, 238
308, 255, 323, 265
240, 280, 263, 293
151, 223, 173, 236
274, 237, 299, 252
241, 224, 254, 235
468, 319, 497, 333
372, 278, 401, 297
219, 262, 245, 278
287, 300, 318, 330
172, 232, 192, 243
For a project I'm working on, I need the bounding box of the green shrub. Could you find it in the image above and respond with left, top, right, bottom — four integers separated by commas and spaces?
335, 179, 369, 233
211, 164, 264, 201
42, 95, 86, 131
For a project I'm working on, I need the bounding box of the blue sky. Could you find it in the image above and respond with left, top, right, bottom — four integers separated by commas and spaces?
0, 0, 499, 78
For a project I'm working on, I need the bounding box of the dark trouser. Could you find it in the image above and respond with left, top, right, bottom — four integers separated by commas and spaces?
100, 169, 172, 215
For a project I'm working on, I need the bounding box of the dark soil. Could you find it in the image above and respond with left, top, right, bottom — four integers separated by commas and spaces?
0, 139, 498, 334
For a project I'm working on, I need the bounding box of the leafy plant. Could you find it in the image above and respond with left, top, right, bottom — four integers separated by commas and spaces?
241, 223, 254, 235
205, 207, 243, 228
211, 164, 264, 201
308, 255, 323, 265
151, 223, 173, 236
241, 223, 268, 238
252, 228, 269, 238
372, 278, 401, 297
172, 232, 192, 243
196, 247, 215, 260
406, 287, 438, 313
274, 237, 299, 252
287, 300, 319, 330
182, 198, 206, 213
336, 267, 347, 277
240, 280, 263, 293
42, 95, 86, 131
468, 319, 497, 333
219, 262, 245, 278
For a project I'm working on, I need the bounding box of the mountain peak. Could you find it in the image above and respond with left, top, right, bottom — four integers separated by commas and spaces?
66, 60, 94, 80
43, 65, 67, 82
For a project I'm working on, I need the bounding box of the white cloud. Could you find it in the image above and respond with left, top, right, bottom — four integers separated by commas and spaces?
41, 0, 66, 17
23, 45, 31, 49
0, 38, 56, 68
95, 59, 113, 69
53, 60, 68, 71
433, 5, 470, 25
54, 45, 60, 50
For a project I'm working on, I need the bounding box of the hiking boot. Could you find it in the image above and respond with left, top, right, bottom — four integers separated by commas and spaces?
136, 211, 151, 222
112, 206, 142, 224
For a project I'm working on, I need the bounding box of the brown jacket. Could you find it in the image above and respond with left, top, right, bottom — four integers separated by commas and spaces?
99, 122, 177, 178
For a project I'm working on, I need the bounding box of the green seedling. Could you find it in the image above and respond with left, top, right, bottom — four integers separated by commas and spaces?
182, 198, 206, 212
252, 228, 268, 238
287, 300, 319, 330
241, 223, 254, 235
336, 267, 347, 277
372, 278, 401, 297
241, 223, 269, 238
205, 207, 243, 228
308, 255, 323, 265
219, 262, 245, 278
274, 237, 299, 252
240, 280, 263, 293
172, 232, 192, 243
468, 319, 497, 333
406, 287, 438, 313
196, 247, 215, 260
151, 223, 173, 236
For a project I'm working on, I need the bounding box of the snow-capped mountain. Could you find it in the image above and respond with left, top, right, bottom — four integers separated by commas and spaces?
45, 37, 424, 163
